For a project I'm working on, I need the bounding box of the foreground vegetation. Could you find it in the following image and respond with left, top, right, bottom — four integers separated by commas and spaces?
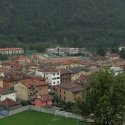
76, 69, 125, 125
0, 0, 125, 50
0, 110, 85, 125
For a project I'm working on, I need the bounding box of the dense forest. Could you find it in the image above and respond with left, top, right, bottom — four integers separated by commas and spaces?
1, 0, 125, 50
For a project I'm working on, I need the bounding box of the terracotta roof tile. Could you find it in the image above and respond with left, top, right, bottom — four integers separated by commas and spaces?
0, 48, 23, 51
0, 98, 18, 107
60, 68, 72, 74
37, 94, 53, 102
0, 87, 15, 95
58, 82, 82, 92
21, 79, 48, 87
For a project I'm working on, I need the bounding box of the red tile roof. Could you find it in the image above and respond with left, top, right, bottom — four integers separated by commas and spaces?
60, 68, 71, 74
37, 94, 53, 102
0, 98, 18, 107
0, 87, 15, 95
39, 67, 59, 73
21, 79, 48, 87
58, 82, 83, 92
0, 48, 23, 51
14, 56, 30, 61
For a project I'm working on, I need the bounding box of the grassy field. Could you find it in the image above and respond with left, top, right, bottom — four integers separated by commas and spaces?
0, 110, 85, 125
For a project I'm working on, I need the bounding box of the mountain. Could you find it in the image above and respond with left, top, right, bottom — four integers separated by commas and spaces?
0, 0, 125, 50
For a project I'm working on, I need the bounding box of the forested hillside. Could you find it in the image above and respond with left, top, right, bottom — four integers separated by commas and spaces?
1, 0, 125, 50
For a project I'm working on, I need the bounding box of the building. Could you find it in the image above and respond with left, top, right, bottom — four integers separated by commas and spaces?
68, 67, 90, 81
60, 68, 72, 84
14, 79, 49, 101
34, 95, 53, 107
46, 47, 79, 56
13, 56, 31, 64
110, 66, 123, 75
57, 82, 82, 103
35, 67, 61, 86
2, 71, 29, 89
106, 53, 120, 61
0, 78, 4, 88
0, 87, 16, 101
0, 98, 20, 110
0, 48, 24, 55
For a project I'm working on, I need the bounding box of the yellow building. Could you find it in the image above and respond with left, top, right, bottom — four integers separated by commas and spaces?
14, 79, 48, 101
57, 82, 82, 103
0, 78, 4, 88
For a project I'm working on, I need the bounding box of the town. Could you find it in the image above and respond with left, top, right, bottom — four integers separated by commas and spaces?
0, 47, 125, 124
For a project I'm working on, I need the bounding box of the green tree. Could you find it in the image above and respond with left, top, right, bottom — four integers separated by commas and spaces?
120, 49, 125, 59
97, 48, 106, 56
0, 54, 8, 61
111, 48, 119, 54
76, 69, 125, 125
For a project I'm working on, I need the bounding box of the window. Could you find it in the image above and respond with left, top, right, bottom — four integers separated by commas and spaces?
60, 89, 61, 92
60, 95, 61, 98
57, 72, 59, 75
52, 78, 56, 80
57, 81, 59, 83
53, 82, 55, 84
64, 91, 65, 94
57, 77, 60, 79
53, 73, 55, 75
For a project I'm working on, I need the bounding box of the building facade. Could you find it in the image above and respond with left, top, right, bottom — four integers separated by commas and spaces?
0, 48, 24, 55
35, 68, 61, 86
0, 88, 16, 101
57, 82, 82, 103
14, 79, 48, 101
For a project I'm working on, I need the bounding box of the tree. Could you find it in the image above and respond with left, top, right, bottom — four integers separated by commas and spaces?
120, 48, 125, 59
76, 69, 125, 125
0, 54, 8, 61
111, 48, 119, 54
0, 0, 125, 50
97, 48, 106, 56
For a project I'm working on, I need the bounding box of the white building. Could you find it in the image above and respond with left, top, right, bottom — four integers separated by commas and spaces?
0, 48, 24, 55
46, 47, 79, 56
35, 68, 61, 86
110, 67, 123, 76
0, 88, 16, 101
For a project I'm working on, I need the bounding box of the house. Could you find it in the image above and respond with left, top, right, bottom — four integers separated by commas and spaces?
0, 98, 20, 110
0, 67, 7, 77
34, 94, 53, 107
46, 47, 79, 56
60, 68, 72, 84
74, 75, 88, 85
35, 67, 61, 86
14, 79, 48, 101
0, 48, 24, 56
22, 62, 39, 72
106, 53, 120, 61
0, 78, 4, 88
3, 71, 29, 89
110, 66, 123, 75
57, 82, 82, 103
13, 56, 31, 64
2, 61, 22, 70
68, 67, 90, 81
0, 87, 16, 101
